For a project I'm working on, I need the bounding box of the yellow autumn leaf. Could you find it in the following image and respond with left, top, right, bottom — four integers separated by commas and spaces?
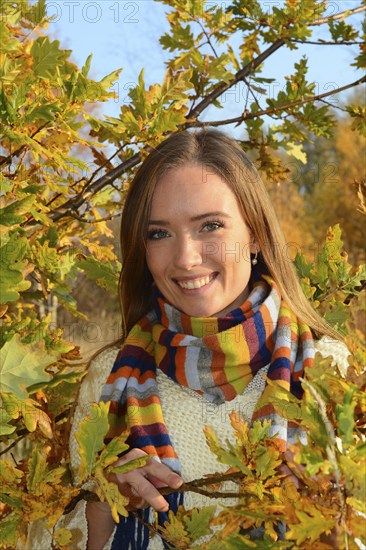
53, 528, 72, 547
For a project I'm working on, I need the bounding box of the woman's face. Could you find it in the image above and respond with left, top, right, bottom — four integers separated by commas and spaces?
146, 164, 258, 317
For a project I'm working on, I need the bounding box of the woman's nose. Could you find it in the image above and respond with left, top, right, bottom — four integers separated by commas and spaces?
173, 237, 202, 270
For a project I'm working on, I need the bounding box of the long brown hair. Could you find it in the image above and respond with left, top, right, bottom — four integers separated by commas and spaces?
116, 129, 341, 343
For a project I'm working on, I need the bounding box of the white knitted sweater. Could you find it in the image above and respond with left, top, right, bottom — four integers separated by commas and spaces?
23, 337, 349, 550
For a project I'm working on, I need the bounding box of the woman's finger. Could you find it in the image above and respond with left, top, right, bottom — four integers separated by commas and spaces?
118, 472, 170, 512
139, 457, 183, 490
111, 448, 183, 512
113, 449, 183, 490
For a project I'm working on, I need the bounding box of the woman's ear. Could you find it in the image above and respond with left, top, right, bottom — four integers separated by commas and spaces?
249, 239, 260, 255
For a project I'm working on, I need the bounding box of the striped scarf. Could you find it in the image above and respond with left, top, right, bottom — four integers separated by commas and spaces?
100, 269, 315, 548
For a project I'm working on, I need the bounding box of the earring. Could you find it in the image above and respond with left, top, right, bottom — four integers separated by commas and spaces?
251, 250, 258, 265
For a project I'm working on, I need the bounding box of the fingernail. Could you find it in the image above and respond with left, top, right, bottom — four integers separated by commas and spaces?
172, 478, 183, 489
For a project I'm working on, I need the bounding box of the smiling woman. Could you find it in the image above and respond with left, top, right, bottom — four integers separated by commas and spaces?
44, 129, 348, 550
145, 165, 256, 317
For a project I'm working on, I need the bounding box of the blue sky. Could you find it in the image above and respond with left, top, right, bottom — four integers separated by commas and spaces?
45, 0, 364, 135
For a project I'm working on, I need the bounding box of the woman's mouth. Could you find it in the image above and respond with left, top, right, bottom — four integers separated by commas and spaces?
174, 272, 218, 290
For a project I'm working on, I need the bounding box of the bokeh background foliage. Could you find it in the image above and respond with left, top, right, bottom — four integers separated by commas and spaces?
0, 0, 365, 548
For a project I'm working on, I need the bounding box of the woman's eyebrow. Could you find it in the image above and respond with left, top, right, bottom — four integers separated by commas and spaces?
148, 211, 231, 226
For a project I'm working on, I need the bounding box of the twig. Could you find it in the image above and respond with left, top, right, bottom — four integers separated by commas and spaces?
321, 278, 366, 304
290, 39, 363, 45
318, 99, 349, 113
67, 211, 121, 224
194, 17, 218, 58
81, 142, 129, 190
243, 76, 263, 112
165, 470, 244, 490
0, 407, 72, 457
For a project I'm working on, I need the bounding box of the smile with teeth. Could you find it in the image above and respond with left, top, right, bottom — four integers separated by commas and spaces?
175, 273, 217, 290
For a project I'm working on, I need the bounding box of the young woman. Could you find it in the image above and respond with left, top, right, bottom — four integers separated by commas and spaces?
26, 130, 349, 550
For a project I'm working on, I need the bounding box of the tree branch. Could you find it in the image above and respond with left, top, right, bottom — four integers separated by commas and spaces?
0, 123, 49, 167
187, 38, 285, 120
195, 75, 366, 127
63, 470, 246, 514
310, 5, 366, 26
50, 152, 143, 222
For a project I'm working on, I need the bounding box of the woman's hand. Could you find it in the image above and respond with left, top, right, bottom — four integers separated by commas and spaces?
85, 448, 183, 550
109, 448, 183, 513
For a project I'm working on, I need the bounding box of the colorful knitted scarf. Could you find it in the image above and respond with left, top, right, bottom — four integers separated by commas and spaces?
100, 268, 315, 549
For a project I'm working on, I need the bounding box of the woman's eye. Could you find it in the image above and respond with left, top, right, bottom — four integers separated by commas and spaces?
202, 221, 224, 232
147, 229, 169, 240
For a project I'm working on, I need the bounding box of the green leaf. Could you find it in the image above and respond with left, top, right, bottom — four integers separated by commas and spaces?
346, 105, 366, 136
74, 401, 110, 482
82, 54, 93, 77
34, 241, 60, 274
99, 69, 123, 94
0, 334, 54, 398
254, 445, 281, 480
336, 389, 356, 445
107, 456, 150, 476
30, 368, 84, 393
204, 426, 251, 474
156, 509, 191, 547
347, 497, 366, 515
26, 0, 47, 25
249, 420, 272, 445
160, 23, 195, 52
0, 54, 23, 83
0, 196, 35, 226
328, 19, 359, 42
0, 394, 17, 435
0, 174, 12, 194
183, 506, 216, 540
97, 436, 130, 470
0, 511, 19, 548
323, 302, 347, 332
296, 441, 330, 477
76, 256, 121, 293
31, 37, 69, 79
0, 459, 23, 484
27, 447, 48, 494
